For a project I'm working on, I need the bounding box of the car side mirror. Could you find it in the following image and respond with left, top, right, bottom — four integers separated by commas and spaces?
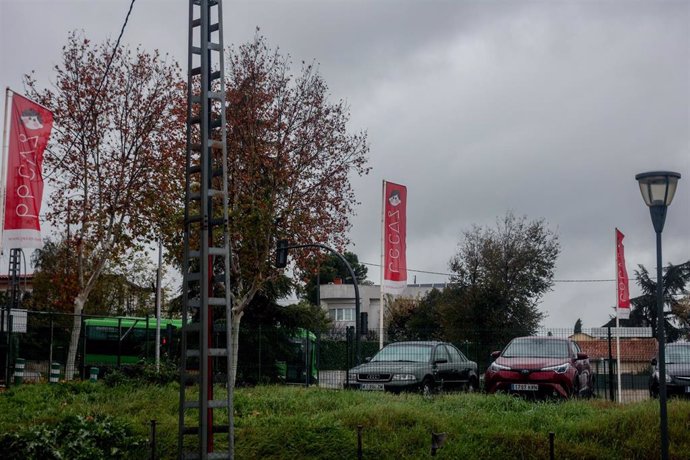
364, 356, 371, 363
577, 352, 588, 360
490, 351, 501, 360
434, 358, 448, 365
651, 358, 657, 366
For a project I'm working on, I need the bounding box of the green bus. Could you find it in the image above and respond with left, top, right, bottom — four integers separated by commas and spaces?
275, 328, 318, 385
84, 316, 319, 385
84, 316, 182, 366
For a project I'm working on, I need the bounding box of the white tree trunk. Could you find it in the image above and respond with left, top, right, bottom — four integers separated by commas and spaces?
229, 310, 243, 388
64, 296, 86, 381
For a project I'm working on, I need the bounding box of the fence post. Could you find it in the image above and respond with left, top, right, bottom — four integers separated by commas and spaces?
316, 332, 321, 387
117, 317, 122, 368
258, 324, 262, 383
6, 313, 13, 387
346, 326, 354, 388
50, 362, 60, 384
150, 419, 157, 460
145, 315, 150, 361
607, 326, 615, 402
49, 314, 54, 371
305, 331, 310, 387
14, 357, 24, 384
357, 425, 363, 460
549, 432, 555, 460
151, 420, 156, 460
81, 313, 86, 380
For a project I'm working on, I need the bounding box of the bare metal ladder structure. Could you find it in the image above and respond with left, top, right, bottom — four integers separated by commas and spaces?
179, 0, 233, 458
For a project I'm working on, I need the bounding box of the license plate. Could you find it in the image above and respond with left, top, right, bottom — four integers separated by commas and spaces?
511, 383, 538, 391
360, 383, 384, 391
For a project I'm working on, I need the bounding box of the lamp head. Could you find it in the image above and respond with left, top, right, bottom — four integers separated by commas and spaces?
635, 171, 681, 207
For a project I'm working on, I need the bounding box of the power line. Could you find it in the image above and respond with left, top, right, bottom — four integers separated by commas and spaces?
44, 0, 137, 180
361, 261, 625, 283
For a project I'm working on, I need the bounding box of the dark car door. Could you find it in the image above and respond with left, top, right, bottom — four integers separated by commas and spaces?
445, 344, 471, 388
433, 344, 454, 388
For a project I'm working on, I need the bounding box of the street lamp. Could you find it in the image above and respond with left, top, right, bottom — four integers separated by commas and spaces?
635, 170, 681, 460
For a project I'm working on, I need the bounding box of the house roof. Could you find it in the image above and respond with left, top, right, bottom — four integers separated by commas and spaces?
575, 338, 658, 362
0, 274, 34, 280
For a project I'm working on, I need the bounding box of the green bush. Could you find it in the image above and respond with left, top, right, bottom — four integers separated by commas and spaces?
0, 414, 145, 459
103, 360, 178, 387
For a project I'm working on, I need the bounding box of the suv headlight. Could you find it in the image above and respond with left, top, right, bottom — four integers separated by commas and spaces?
541, 363, 570, 374
489, 362, 510, 372
391, 374, 417, 382
665, 373, 672, 383
348, 372, 358, 381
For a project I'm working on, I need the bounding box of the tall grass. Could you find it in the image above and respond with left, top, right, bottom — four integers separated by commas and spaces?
1, 383, 689, 459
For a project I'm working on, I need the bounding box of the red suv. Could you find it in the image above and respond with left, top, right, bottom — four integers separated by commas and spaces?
484, 336, 594, 398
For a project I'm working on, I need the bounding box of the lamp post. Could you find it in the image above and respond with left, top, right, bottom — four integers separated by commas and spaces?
635, 170, 681, 460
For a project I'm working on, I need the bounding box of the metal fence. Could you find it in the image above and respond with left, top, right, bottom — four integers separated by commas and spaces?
309, 326, 660, 403
0, 310, 178, 384
1, 310, 665, 403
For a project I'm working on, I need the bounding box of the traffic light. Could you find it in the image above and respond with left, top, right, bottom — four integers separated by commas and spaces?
276, 239, 289, 268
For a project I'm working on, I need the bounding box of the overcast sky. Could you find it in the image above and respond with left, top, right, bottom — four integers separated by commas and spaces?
1, 0, 688, 329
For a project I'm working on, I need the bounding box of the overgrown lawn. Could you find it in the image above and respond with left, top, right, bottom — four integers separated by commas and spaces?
1, 383, 689, 459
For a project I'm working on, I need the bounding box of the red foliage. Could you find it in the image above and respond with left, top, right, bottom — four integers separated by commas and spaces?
222, 34, 370, 313
24, 31, 186, 296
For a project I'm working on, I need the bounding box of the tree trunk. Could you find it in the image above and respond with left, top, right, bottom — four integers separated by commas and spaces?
229, 309, 244, 388
65, 255, 106, 381
65, 296, 86, 381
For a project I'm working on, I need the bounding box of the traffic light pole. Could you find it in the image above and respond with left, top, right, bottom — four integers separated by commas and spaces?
277, 242, 361, 365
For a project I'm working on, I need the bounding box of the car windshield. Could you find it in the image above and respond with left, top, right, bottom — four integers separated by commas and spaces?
502, 338, 570, 358
371, 344, 432, 363
666, 346, 690, 364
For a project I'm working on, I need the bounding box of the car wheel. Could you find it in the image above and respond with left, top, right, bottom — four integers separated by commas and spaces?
650, 382, 659, 399
574, 373, 587, 398
421, 378, 434, 398
573, 372, 586, 398
466, 377, 478, 393
585, 375, 596, 399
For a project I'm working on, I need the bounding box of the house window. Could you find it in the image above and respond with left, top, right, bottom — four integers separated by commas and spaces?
330, 308, 355, 322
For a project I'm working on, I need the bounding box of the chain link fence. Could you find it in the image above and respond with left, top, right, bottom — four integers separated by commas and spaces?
1, 310, 665, 403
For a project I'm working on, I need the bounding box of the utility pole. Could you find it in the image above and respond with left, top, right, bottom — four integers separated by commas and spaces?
178, 1, 233, 458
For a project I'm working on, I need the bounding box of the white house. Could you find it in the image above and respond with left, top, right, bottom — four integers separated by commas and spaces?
318, 283, 448, 332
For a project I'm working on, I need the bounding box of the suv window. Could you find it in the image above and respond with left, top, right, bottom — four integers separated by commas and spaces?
434, 345, 450, 363
446, 345, 466, 363
570, 341, 580, 357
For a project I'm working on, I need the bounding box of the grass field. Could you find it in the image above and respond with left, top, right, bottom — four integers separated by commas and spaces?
1, 382, 689, 459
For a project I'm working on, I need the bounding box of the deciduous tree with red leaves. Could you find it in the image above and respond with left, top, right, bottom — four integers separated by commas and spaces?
221, 34, 370, 384
25, 31, 185, 379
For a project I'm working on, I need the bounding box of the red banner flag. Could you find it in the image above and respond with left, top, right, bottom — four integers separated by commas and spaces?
382, 181, 407, 294
3, 92, 53, 248
616, 228, 630, 319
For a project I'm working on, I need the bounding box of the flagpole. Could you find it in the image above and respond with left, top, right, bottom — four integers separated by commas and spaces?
379, 180, 385, 350
0, 88, 12, 256
615, 228, 622, 403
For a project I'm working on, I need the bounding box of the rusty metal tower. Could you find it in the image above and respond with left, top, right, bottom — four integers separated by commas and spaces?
179, 0, 233, 458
